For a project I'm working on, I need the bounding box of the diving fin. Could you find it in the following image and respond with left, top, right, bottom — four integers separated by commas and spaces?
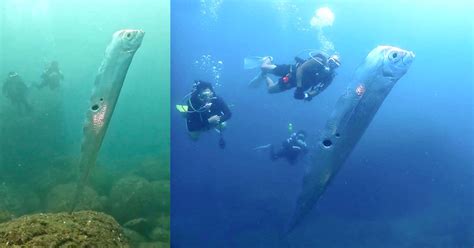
244, 56, 264, 70
253, 144, 272, 151
244, 56, 274, 70
248, 72, 268, 89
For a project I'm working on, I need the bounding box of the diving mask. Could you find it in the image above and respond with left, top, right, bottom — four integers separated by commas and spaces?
199, 89, 215, 102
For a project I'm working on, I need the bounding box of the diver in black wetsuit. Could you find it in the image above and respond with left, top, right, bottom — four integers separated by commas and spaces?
2, 72, 32, 113
270, 130, 308, 165
37, 61, 64, 90
185, 80, 232, 147
248, 52, 340, 101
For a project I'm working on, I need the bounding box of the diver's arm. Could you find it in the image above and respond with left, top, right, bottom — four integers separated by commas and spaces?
295, 59, 324, 99
305, 85, 324, 99
298, 140, 308, 153
216, 97, 232, 122
305, 75, 334, 101
304, 88, 321, 101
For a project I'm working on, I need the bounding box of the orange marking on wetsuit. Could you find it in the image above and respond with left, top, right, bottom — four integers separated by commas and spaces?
282, 75, 289, 83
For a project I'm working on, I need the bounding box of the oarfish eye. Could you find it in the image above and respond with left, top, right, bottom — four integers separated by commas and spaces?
389, 50, 401, 61
126, 33, 131, 38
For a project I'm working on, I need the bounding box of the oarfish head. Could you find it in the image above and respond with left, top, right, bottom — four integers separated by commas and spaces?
114, 29, 145, 53
374, 45, 415, 80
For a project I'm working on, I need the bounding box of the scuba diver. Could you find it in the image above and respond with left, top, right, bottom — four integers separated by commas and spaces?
176, 80, 232, 148
2, 72, 32, 113
255, 130, 308, 165
37, 61, 64, 90
245, 51, 340, 101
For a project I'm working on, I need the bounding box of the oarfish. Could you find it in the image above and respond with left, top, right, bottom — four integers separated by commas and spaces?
288, 45, 415, 233
70, 29, 144, 212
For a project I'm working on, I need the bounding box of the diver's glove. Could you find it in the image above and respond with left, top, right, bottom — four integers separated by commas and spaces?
294, 87, 306, 100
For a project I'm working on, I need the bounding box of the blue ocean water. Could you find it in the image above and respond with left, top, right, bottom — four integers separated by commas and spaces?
172, 0, 473, 247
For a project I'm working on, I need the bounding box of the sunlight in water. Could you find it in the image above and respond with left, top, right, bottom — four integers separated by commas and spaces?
200, 0, 224, 21
273, 0, 308, 32
194, 54, 224, 87
310, 7, 335, 28
310, 7, 336, 54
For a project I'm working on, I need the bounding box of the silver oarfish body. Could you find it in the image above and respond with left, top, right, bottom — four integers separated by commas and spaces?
288, 45, 415, 233
71, 29, 144, 211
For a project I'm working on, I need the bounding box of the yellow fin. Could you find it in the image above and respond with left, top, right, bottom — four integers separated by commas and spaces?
176, 104, 188, 113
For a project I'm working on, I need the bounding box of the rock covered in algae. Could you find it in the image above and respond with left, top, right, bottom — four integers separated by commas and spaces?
0, 211, 129, 247
46, 183, 104, 212
0, 210, 14, 224
108, 176, 161, 223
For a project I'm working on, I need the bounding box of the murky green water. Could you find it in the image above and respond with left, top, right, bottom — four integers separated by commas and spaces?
0, 0, 169, 246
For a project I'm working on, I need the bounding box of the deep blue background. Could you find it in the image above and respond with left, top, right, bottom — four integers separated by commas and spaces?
171, 1, 473, 247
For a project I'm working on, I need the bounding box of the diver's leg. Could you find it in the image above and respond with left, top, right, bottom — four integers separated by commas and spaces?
267, 79, 286, 94
188, 131, 201, 141
267, 82, 283, 93
248, 57, 276, 88
271, 146, 287, 161
20, 102, 28, 114
265, 63, 292, 93
287, 157, 296, 165
260, 57, 276, 74
19, 96, 32, 113
248, 72, 266, 88
12, 99, 21, 112
270, 145, 277, 161
287, 154, 298, 165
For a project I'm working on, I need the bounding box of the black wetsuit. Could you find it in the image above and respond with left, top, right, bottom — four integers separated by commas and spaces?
186, 94, 232, 132
2, 76, 31, 112
39, 68, 63, 90
271, 135, 308, 164
270, 55, 335, 92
